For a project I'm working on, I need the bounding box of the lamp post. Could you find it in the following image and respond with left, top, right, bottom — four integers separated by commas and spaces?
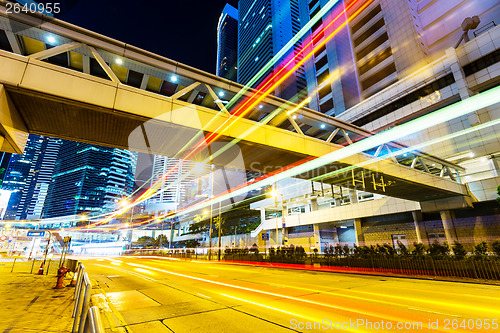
217, 200, 222, 260
208, 163, 215, 260
158, 217, 163, 249
79, 214, 89, 245
120, 199, 133, 249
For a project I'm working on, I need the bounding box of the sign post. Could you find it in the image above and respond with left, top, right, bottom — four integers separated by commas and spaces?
42, 230, 52, 275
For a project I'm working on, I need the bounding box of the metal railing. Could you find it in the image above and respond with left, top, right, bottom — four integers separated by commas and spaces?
473, 21, 496, 37
221, 253, 500, 281
72, 262, 104, 333
3, 257, 60, 275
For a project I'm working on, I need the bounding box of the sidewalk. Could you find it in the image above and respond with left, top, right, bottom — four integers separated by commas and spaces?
0, 259, 75, 333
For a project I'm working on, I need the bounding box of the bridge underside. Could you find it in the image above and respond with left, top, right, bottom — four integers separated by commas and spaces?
5, 86, 467, 203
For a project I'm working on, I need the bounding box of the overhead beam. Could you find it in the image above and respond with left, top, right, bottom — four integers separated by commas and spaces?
86, 45, 121, 83
28, 41, 82, 60
5, 31, 22, 54
0, 84, 29, 154
204, 84, 229, 114
171, 82, 201, 100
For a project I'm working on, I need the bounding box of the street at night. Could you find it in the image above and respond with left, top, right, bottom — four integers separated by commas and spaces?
73, 257, 500, 332
1, 0, 500, 331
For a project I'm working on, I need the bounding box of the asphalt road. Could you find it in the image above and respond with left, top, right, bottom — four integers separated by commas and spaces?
82, 256, 500, 333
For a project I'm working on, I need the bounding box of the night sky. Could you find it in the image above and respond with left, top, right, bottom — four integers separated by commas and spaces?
57, 0, 239, 74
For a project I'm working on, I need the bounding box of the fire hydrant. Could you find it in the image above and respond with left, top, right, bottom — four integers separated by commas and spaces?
54, 267, 71, 289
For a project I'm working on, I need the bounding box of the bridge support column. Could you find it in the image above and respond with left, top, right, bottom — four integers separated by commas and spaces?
354, 219, 364, 246
446, 48, 491, 126
349, 189, 358, 204
440, 210, 458, 245
310, 198, 318, 211
0, 85, 29, 154
260, 208, 266, 223
411, 211, 426, 245
313, 224, 321, 252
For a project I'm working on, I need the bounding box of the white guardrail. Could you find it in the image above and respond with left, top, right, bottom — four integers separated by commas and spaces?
72, 262, 105, 333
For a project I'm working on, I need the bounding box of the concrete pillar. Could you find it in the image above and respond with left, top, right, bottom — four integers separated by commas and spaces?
260, 208, 266, 223
353, 219, 364, 246
411, 211, 425, 244
310, 198, 318, 211
313, 224, 321, 252
440, 210, 458, 244
488, 156, 500, 177
349, 189, 358, 204
446, 48, 489, 125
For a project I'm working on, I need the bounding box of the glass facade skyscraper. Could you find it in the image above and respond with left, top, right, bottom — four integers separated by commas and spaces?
217, 4, 239, 81
2, 135, 62, 220
42, 141, 137, 218
237, 0, 307, 101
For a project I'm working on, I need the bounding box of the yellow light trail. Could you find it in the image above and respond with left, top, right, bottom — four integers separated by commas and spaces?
121, 260, 437, 326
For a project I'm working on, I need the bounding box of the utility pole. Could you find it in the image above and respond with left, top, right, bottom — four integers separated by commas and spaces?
217, 200, 222, 260
208, 164, 214, 260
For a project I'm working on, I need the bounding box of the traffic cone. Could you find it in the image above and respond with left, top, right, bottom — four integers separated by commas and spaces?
67, 268, 78, 287
37, 262, 44, 275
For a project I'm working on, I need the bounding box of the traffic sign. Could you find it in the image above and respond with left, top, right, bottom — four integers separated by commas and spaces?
262, 233, 269, 241
27, 230, 45, 237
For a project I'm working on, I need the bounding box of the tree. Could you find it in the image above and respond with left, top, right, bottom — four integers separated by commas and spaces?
155, 235, 169, 248
412, 242, 426, 256
452, 241, 466, 259
492, 240, 500, 257
136, 236, 155, 248
473, 241, 488, 258
497, 185, 500, 204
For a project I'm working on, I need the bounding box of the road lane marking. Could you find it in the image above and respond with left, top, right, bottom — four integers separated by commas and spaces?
407, 308, 460, 317
121, 261, 430, 325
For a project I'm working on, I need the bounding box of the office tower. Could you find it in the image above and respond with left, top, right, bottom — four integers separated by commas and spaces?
147, 156, 211, 208
300, 0, 500, 115
42, 141, 137, 218
0, 152, 12, 187
2, 135, 62, 220
217, 4, 239, 81
237, 0, 307, 101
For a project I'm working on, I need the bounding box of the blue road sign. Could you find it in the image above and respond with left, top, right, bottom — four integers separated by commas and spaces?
27, 230, 45, 237
262, 233, 269, 241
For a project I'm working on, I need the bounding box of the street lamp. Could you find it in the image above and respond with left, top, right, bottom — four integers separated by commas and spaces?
120, 199, 133, 248
79, 214, 89, 244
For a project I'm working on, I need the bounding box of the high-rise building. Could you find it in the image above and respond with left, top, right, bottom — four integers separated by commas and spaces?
217, 4, 239, 81
42, 141, 137, 218
0, 152, 12, 187
249, 0, 500, 250
237, 0, 307, 101
2, 135, 62, 220
300, 0, 500, 115
147, 156, 211, 210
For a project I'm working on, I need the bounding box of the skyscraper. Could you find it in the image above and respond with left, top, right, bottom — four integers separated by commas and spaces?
42, 141, 137, 218
299, 0, 500, 115
2, 135, 62, 220
237, 0, 307, 101
217, 4, 239, 81
147, 156, 211, 211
